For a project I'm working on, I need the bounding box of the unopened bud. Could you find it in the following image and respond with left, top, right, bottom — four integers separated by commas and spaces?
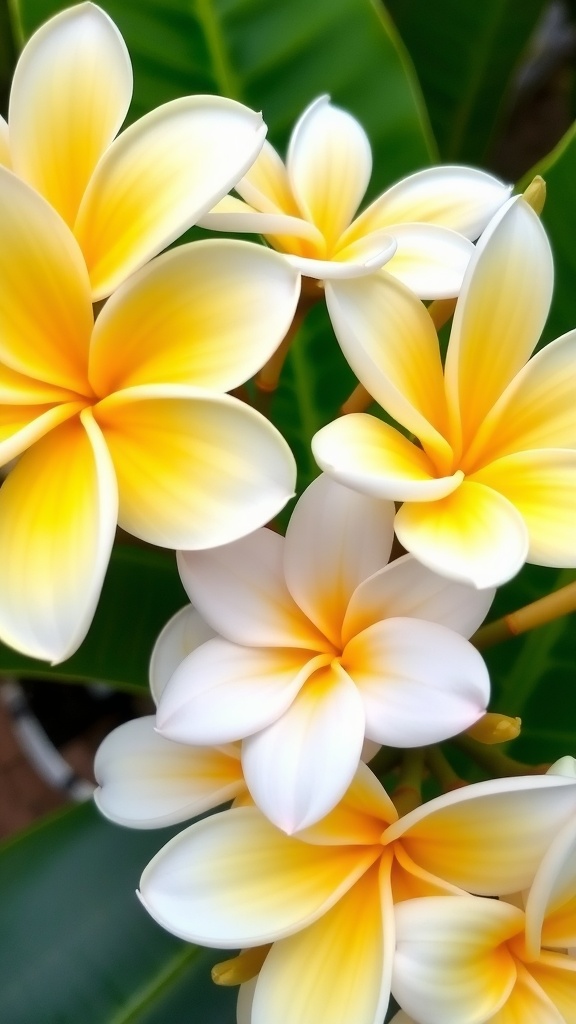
465, 712, 521, 745
522, 175, 546, 215
212, 946, 271, 987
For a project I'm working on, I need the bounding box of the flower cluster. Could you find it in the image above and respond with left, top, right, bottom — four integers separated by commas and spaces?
2, 4, 575, 1024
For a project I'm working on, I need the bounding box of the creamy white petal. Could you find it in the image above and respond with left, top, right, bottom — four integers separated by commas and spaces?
177, 528, 328, 648
0, 115, 11, 167
345, 618, 489, 747
139, 805, 379, 946
149, 605, 216, 705
74, 95, 267, 298
285, 246, 395, 280
242, 662, 366, 832
381, 224, 474, 298
157, 641, 320, 744
287, 96, 372, 247
236, 138, 298, 214
199, 196, 324, 243
9, 2, 132, 226
94, 716, 244, 827
283, 474, 394, 647
343, 553, 494, 644
525, 814, 576, 957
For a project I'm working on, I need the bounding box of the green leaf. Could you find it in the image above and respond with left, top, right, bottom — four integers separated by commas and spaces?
385, 0, 548, 163
0, 801, 236, 1023
0, 545, 186, 691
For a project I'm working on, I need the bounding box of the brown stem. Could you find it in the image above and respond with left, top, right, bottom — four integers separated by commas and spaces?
472, 580, 576, 650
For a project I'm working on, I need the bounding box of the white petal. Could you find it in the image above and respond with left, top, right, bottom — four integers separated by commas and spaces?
94, 716, 243, 827
242, 662, 366, 833
149, 605, 216, 705
283, 474, 394, 647
139, 805, 378, 946
285, 244, 395, 280
382, 224, 474, 298
199, 196, 323, 243
345, 618, 489, 747
0, 115, 11, 168
343, 553, 495, 643
177, 528, 328, 648
525, 814, 576, 957
157, 640, 319, 745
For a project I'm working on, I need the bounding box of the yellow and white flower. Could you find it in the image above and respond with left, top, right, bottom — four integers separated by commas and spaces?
138, 764, 576, 1024
313, 196, 576, 588
157, 474, 493, 832
0, 169, 299, 663
0, 2, 267, 298
200, 94, 511, 292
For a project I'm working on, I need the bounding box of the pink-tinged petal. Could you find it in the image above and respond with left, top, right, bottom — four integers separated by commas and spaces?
283, 474, 394, 647
344, 618, 489, 747
0, 168, 93, 392
381, 224, 473, 299
242, 662, 366, 833
529, 954, 576, 1021
138, 805, 380, 946
0, 409, 117, 662
236, 138, 300, 215
0, 115, 10, 167
94, 716, 244, 828
384, 775, 576, 895
94, 385, 296, 549
392, 897, 521, 1024
313, 414, 462, 502
177, 528, 327, 649
395, 480, 529, 588
465, 329, 576, 466
343, 553, 494, 645
199, 195, 324, 244
298, 762, 396, 847
344, 166, 511, 242
9, 3, 132, 227
0, 401, 86, 469
74, 95, 266, 299
252, 860, 393, 1024
157, 639, 320, 745
149, 605, 215, 705
89, 239, 300, 395
287, 96, 372, 248
471, 450, 576, 569
325, 274, 451, 461
445, 198, 554, 456
525, 815, 576, 957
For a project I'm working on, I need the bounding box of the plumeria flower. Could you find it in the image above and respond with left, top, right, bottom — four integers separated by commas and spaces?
157, 474, 493, 833
0, 2, 268, 299
200, 94, 511, 293
95, 608, 247, 828
313, 196, 576, 588
138, 763, 576, 1024
0, 168, 299, 663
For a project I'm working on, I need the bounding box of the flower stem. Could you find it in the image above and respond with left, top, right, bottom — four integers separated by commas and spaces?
471, 580, 576, 650
426, 745, 467, 792
452, 734, 549, 777
392, 748, 425, 815
340, 383, 373, 415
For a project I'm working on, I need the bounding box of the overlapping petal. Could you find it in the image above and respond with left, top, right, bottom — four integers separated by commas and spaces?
394, 481, 529, 588
525, 814, 576, 957
528, 955, 576, 1021
242, 662, 366, 833
93, 385, 296, 549
94, 716, 244, 828
74, 95, 266, 298
199, 195, 323, 243
237, 139, 300, 215
89, 239, 300, 395
251, 862, 392, 1024
149, 606, 216, 704
0, 410, 117, 663
0, 401, 86, 468
8, 2, 132, 227
0, 115, 10, 167
283, 474, 394, 647
138, 805, 380, 946
379, 224, 474, 298
344, 618, 489, 746
0, 167, 93, 392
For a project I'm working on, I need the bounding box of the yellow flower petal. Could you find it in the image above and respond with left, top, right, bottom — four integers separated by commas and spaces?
94, 385, 295, 549
0, 167, 93, 392
9, 3, 132, 226
252, 862, 392, 1024
237, 138, 300, 216
471, 450, 576, 568
0, 401, 85, 468
445, 198, 553, 457
529, 954, 576, 1021
89, 240, 300, 395
298, 762, 397, 847
395, 480, 529, 588
0, 409, 117, 662
74, 95, 266, 299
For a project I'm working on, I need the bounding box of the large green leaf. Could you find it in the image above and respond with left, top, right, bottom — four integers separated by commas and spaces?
0, 801, 236, 1023
385, 0, 548, 164
0, 545, 186, 691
